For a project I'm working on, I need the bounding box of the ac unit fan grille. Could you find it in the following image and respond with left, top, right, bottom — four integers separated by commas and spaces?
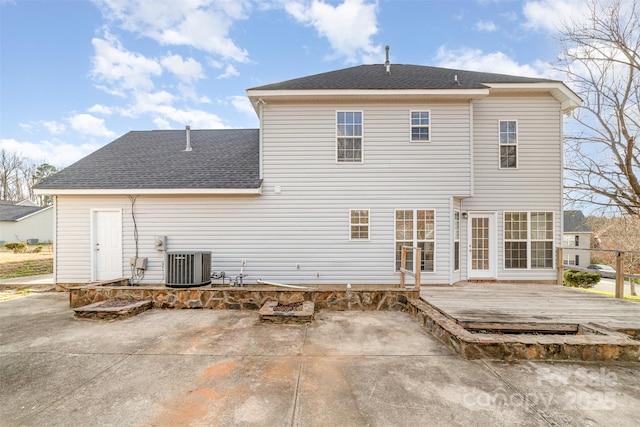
166, 251, 211, 288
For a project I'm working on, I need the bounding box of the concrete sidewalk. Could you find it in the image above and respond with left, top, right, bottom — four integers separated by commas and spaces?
1, 293, 639, 426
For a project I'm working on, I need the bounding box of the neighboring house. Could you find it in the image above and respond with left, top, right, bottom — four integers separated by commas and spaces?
562, 210, 592, 268
0, 201, 53, 244
34, 63, 580, 286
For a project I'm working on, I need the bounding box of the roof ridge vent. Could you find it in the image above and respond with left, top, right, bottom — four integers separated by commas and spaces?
184, 125, 192, 152
384, 45, 391, 74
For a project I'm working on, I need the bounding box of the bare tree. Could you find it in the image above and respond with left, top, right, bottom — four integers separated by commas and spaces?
559, 0, 640, 216
31, 163, 58, 206
589, 215, 639, 295
0, 149, 57, 205
0, 149, 24, 201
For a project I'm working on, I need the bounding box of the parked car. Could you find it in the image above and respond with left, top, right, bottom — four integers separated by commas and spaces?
587, 264, 617, 278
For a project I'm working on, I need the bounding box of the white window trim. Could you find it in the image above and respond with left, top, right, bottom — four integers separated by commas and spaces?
410, 110, 431, 142
336, 110, 364, 164
503, 211, 554, 270
498, 119, 518, 169
394, 208, 436, 273
349, 209, 370, 241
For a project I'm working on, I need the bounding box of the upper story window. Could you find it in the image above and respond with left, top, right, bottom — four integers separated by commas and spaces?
337, 112, 363, 163
349, 209, 370, 240
499, 120, 518, 168
410, 111, 430, 142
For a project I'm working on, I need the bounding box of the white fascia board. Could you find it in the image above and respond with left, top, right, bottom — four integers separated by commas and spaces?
13, 205, 53, 221
484, 82, 582, 112
247, 88, 490, 101
33, 187, 263, 196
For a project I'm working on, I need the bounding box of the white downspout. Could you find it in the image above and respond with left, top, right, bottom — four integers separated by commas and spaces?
469, 100, 474, 197
257, 98, 265, 180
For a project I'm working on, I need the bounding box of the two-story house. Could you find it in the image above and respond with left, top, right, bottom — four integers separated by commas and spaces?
35, 63, 580, 286
563, 210, 592, 268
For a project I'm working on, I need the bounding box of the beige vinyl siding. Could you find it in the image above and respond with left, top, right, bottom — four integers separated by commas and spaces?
0, 208, 53, 243
55, 102, 471, 285
259, 102, 471, 284
54, 94, 565, 285
55, 195, 453, 285
464, 95, 563, 281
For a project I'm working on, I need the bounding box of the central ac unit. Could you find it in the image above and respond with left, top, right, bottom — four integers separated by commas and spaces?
166, 251, 212, 288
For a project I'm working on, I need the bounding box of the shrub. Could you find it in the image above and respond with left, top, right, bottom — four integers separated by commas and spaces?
564, 270, 601, 288
4, 242, 27, 253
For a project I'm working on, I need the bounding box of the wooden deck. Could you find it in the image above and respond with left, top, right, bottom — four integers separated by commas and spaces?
420, 283, 640, 332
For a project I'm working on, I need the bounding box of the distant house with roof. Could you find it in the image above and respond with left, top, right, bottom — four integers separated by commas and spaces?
0, 200, 53, 244
34, 63, 580, 286
562, 210, 592, 268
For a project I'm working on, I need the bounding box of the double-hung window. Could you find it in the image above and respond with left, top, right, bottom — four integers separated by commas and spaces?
504, 212, 554, 269
530, 212, 554, 268
410, 111, 430, 142
395, 209, 435, 272
499, 120, 517, 168
337, 112, 363, 163
349, 209, 369, 240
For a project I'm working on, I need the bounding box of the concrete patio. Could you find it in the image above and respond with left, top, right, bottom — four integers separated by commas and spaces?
1, 292, 639, 426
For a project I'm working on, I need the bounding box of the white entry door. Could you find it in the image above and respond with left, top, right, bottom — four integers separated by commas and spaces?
92, 210, 122, 281
468, 212, 496, 279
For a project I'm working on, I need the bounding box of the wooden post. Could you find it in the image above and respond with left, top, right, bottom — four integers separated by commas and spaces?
415, 247, 422, 290
615, 251, 625, 299
400, 247, 406, 288
557, 247, 564, 285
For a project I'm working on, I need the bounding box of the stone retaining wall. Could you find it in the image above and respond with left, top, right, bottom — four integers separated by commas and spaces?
69, 285, 419, 311
407, 298, 640, 362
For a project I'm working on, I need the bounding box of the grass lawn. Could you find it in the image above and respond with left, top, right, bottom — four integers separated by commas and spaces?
0, 246, 53, 279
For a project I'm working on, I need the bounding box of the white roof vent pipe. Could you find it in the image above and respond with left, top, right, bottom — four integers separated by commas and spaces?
385, 45, 391, 74
184, 125, 192, 152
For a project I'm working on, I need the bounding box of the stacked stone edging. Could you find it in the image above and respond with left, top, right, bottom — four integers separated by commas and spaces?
407, 298, 640, 362
69, 285, 419, 312
74, 300, 153, 321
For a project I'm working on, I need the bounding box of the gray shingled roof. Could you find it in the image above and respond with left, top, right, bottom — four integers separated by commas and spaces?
564, 210, 593, 232
0, 203, 48, 221
35, 129, 261, 190
248, 64, 559, 91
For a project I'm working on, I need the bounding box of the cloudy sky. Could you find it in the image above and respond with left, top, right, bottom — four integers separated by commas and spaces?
1, 0, 590, 167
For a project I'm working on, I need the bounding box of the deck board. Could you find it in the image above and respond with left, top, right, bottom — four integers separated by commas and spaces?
420, 283, 640, 330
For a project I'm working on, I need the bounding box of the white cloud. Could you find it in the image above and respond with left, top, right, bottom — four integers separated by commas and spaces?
435, 46, 555, 78
41, 120, 66, 135
474, 20, 497, 32
94, 0, 251, 62
522, 0, 590, 33
150, 105, 228, 129
67, 113, 116, 138
152, 118, 171, 129
18, 120, 66, 135
285, 0, 381, 63
228, 95, 255, 116
91, 32, 162, 96
0, 138, 102, 167
88, 104, 113, 115
160, 54, 204, 83
217, 64, 239, 79
114, 90, 226, 129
